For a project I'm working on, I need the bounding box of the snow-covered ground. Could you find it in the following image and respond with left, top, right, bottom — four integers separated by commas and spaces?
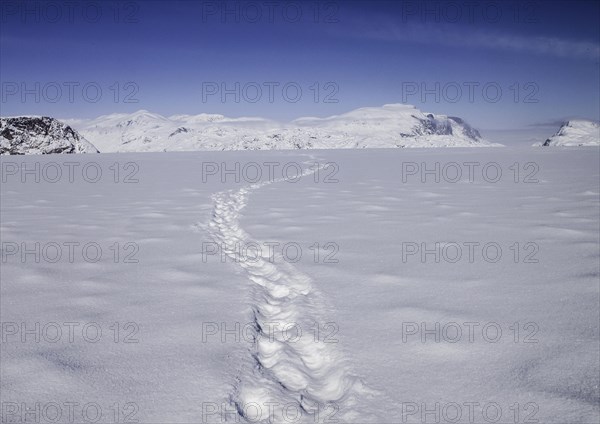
1, 146, 598, 423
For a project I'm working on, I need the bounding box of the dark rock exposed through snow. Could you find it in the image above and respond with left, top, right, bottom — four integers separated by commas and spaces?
0, 116, 99, 155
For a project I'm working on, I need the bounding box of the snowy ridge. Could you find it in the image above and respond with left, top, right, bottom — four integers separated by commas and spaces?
204, 162, 391, 423
0, 116, 99, 155
540, 119, 600, 146
68, 105, 500, 152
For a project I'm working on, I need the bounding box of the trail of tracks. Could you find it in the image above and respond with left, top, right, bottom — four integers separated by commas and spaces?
205, 164, 384, 423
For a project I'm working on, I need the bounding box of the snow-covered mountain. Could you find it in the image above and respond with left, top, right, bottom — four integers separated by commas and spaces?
66, 104, 500, 152
539, 119, 600, 147
0, 117, 99, 155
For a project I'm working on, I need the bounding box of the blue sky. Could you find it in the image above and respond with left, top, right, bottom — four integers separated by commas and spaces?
1, 0, 599, 131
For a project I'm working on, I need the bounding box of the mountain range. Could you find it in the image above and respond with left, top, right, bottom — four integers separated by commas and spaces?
2, 105, 598, 155
63, 104, 499, 153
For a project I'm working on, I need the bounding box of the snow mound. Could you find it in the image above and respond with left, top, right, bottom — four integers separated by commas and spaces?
539, 120, 600, 147
0, 116, 99, 155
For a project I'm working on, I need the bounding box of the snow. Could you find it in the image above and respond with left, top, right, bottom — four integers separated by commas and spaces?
0, 117, 99, 155
64, 104, 501, 153
538, 120, 600, 147
1, 146, 598, 423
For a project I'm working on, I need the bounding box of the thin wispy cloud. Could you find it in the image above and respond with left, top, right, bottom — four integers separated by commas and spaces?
529, 117, 600, 127
345, 20, 600, 61
527, 119, 569, 128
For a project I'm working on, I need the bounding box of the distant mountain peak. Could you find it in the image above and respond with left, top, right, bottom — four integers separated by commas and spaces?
0, 116, 99, 155
541, 119, 600, 147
